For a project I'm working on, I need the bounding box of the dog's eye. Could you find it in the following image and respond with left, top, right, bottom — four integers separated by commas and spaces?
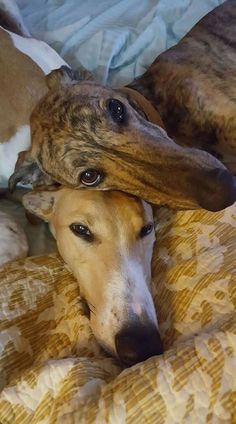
140, 223, 154, 238
107, 99, 126, 123
69, 223, 94, 242
80, 169, 101, 186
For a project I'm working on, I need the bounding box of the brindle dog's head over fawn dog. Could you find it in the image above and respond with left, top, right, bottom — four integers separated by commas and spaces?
9, 1, 236, 210
10, 52, 236, 212
4, 0, 236, 365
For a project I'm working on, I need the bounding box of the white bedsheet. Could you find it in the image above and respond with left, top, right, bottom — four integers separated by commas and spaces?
17, 0, 225, 86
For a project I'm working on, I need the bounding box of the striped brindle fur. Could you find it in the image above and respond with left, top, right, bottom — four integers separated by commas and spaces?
9, 0, 236, 212
131, 0, 236, 171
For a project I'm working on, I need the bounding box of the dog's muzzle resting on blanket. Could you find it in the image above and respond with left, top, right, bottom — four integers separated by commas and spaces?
7, 1, 236, 212
23, 188, 162, 365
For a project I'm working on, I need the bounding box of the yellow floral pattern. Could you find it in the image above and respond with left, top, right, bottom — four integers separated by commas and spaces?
0, 205, 236, 423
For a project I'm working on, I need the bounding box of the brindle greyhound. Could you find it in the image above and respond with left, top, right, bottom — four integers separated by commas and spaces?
9, 1, 236, 212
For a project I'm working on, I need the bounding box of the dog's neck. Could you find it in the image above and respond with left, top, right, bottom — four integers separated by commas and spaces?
120, 87, 165, 129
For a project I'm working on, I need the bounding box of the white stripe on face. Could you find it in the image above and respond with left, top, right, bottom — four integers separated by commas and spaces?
89, 254, 158, 355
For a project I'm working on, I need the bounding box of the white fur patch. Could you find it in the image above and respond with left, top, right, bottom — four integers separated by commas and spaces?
122, 257, 158, 324
8, 29, 67, 75
0, 211, 28, 266
0, 125, 31, 187
90, 255, 158, 355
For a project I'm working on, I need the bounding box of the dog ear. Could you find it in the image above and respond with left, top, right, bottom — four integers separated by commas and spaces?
46, 65, 76, 90
73, 65, 94, 82
23, 190, 59, 221
8, 151, 56, 192
46, 64, 94, 90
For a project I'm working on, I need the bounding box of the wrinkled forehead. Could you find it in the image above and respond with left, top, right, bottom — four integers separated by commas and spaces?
53, 82, 128, 112
55, 190, 152, 228
32, 81, 129, 130
67, 81, 123, 100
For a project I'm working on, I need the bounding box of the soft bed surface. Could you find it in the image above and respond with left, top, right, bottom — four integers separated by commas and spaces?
0, 205, 235, 423
17, 0, 225, 86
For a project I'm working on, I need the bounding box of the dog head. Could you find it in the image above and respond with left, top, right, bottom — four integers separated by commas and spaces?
23, 187, 162, 365
10, 66, 236, 211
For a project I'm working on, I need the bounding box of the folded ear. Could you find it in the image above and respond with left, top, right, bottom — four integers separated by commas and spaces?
46, 64, 94, 90
23, 190, 60, 221
73, 64, 94, 82
46, 65, 76, 90
8, 151, 56, 192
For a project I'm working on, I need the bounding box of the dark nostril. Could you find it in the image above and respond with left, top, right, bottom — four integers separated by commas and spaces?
115, 323, 163, 366
197, 169, 236, 212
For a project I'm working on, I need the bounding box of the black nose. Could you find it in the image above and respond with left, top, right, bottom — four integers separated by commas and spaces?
115, 323, 163, 366
198, 169, 236, 212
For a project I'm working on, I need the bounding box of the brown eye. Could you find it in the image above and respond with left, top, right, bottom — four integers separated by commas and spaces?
140, 223, 153, 238
80, 169, 102, 186
69, 223, 94, 242
107, 98, 126, 123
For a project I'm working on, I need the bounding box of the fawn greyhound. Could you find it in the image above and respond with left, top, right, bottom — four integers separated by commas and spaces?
22, 188, 162, 365
6, 0, 236, 212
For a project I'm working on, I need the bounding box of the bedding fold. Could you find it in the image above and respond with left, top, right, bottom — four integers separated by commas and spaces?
17, 0, 225, 86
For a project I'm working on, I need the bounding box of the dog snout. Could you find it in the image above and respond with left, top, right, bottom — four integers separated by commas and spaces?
197, 169, 236, 212
115, 323, 163, 366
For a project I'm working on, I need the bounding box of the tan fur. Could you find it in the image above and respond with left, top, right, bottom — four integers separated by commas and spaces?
119, 87, 165, 128
0, 28, 47, 143
23, 188, 159, 361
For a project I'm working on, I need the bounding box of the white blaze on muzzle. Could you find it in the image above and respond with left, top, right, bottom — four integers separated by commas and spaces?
89, 255, 158, 356
121, 257, 158, 325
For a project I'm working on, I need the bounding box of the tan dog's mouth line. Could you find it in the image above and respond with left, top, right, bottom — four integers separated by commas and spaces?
80, 297, 91, 318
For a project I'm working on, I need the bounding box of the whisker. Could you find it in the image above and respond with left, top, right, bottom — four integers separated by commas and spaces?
88, 301, 96, 310
87, 302, 96, 316
81, 297, 97, 317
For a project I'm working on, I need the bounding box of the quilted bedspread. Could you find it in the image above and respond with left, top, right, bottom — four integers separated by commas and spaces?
0, 205, 235, 423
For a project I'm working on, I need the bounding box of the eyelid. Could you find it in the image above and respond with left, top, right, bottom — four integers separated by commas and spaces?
139, 223, 154, 238
69, 223, 94, 242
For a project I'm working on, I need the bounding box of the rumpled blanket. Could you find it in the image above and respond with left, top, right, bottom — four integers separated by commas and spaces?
0, 204, 235, 423
16, 0, 225, 86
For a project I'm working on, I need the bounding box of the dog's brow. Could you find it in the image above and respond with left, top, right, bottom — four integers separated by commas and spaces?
87, 96, 104, 100
70, 212, 96, 227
